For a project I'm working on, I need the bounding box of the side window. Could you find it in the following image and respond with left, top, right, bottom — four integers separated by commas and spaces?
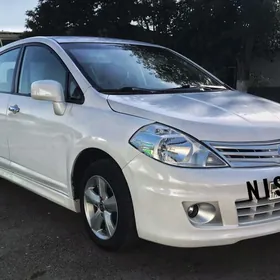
19, 46, 67, 95
0, 48, 20, 93
67, 74, 84, 103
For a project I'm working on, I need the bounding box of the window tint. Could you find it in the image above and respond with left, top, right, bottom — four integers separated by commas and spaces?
19, 46, 67, 95
0, 48, 20, 93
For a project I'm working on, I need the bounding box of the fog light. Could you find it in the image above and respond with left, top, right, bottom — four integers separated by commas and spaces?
188, 204, 199, 218
187, 203, 216, 225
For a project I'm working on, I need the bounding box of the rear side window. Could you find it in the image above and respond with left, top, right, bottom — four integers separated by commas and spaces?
0, 48, 20, 93
19, 46, 67, 95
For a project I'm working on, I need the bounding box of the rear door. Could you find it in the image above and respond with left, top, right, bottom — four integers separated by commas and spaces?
0, 47, 21, 170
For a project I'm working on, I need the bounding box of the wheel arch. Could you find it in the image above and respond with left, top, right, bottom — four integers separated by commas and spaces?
71, 148, 124, 200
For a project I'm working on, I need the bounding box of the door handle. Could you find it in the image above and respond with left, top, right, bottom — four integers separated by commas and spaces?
8, 105, 20, 114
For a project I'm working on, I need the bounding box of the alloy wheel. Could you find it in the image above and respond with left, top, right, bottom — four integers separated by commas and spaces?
84, 175, 118, 240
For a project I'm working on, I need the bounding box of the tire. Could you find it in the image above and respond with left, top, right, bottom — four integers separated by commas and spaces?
80, 159, 138, 251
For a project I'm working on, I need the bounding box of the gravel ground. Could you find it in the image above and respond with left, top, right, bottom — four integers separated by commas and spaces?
0, 179, 279, 280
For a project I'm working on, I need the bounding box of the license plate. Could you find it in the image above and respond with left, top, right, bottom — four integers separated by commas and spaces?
269, 181, 280, 200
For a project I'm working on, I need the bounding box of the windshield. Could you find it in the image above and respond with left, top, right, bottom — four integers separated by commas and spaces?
62, 43, 225, 93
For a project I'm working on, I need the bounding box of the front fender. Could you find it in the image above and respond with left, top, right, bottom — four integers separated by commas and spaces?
66, 106, 152, 199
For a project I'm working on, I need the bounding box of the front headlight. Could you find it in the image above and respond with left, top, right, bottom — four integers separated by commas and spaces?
129, 124, 228, 168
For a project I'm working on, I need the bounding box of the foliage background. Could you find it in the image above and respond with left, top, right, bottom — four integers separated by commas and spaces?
22, 0, 280, 88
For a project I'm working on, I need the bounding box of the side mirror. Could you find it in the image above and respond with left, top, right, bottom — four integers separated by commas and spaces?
31, 80, 67, 116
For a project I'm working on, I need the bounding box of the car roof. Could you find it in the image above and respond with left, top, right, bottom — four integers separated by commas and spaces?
49, 36, 159, 46
0, 36, 163, 54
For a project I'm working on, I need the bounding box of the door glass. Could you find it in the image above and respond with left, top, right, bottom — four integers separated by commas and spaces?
0, 48, 20, 93
19, 46, 67, 95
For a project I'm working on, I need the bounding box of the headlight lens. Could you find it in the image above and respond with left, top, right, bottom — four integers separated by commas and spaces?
129, 124, 227, 168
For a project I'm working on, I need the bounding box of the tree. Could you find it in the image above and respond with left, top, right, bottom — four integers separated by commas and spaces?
23, 0, 140, 38
171, 0, 280, 91
232, 0, 280, 91
24, 0, 101, 37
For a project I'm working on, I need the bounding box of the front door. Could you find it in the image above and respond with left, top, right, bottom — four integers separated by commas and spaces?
7, 45, 75, 195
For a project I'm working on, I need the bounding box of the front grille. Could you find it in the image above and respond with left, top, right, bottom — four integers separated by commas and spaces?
236, 198, 280, 226
206, 140, 280, 167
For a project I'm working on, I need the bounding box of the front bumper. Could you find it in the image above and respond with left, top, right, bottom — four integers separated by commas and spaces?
123, 153, 280, 247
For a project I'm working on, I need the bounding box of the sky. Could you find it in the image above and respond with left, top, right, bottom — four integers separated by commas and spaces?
0, 0, 38, 32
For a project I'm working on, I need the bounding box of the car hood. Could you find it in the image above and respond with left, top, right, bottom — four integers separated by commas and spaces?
107, 90, 280, 142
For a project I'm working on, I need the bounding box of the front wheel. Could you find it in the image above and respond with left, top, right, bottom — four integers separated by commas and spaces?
80, 159, 138, 251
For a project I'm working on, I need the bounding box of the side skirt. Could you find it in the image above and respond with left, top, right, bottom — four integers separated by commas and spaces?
0, 167, 80, 213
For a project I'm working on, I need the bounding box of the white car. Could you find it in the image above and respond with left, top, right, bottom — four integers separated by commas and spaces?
1, 36, 280, 251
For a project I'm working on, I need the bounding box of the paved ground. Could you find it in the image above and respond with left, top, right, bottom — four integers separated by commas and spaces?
0, 180, 280, 280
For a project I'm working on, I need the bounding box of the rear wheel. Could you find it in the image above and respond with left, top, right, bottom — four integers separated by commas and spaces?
80, 159, 138, 251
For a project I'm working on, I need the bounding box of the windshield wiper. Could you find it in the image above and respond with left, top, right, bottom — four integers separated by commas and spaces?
155, 84, 227, 93
101, 87, 158, 94
101, 84, 227, 94
198, 85, 227, 91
